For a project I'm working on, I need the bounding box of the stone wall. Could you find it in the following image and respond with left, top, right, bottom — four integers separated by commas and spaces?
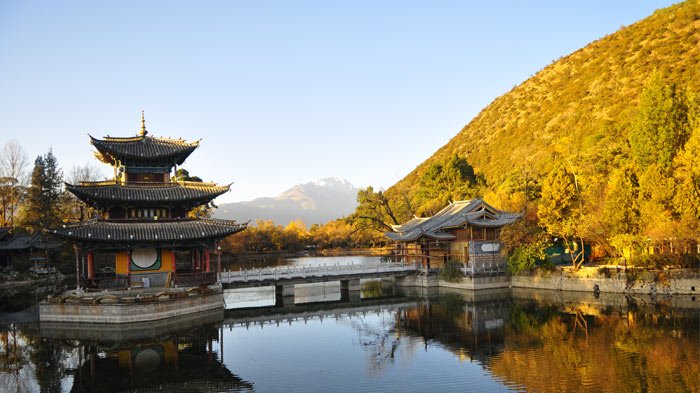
511, 267, 700, 295
396, 274, 439, 288
396, 267, 699, 296
439, 275, 510, 290
39, 290, 224, 323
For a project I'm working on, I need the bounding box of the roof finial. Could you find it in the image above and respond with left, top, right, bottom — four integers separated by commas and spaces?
140, 110, 148, 136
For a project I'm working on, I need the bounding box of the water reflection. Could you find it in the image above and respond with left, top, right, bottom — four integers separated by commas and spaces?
493, 289, 700, 393
224, 279, 396, 310
1, 288, 699, 392
2, 311, 253, 393
65, 329, 253, 393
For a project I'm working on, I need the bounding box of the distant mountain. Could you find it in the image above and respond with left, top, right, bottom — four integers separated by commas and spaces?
213, 177, 360, 226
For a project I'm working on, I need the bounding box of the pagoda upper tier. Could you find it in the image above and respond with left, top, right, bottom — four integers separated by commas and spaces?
90, 134, 200, 168
66, 180, 231, 210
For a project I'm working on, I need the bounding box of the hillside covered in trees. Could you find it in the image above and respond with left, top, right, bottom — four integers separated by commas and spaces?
355, 1, 700, 266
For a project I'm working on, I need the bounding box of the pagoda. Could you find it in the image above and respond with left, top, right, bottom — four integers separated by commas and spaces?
50, 113, 246, 291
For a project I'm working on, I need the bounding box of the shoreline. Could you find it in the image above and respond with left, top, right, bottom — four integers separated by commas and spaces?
397, 266, 700, 296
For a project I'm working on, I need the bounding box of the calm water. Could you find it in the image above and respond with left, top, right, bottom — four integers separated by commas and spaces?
1, 260, 699, 392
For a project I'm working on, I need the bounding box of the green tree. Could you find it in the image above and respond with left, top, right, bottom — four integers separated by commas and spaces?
603, 165, 641, 237
629, 72, 692, 171
353, 186, 404, 233
174, 168, 203, 182
413, 154, 483, 215
672, 97, 700, 226
20, 150, 63, 232
500, 209, 550, 274
175, 168, 214, 217
537, 165, 586, 269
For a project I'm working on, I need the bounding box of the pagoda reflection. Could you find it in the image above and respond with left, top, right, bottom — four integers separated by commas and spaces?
40, 313, 254, 393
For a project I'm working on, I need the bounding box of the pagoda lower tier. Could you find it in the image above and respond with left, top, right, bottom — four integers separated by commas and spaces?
51, 218, 246, 246
50, 218, 246, 290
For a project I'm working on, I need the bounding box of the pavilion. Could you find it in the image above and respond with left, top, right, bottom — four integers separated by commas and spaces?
386, 199, 520, 275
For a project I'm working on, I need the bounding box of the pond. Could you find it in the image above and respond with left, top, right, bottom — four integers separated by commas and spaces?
1, 283, 698, 392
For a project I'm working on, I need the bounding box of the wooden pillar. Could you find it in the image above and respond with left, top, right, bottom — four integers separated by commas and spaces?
469, 225, 475, 276
171, 248, 176, 272
220, 326, 224, 363
425, 238, 431, 271
217, 246, 222, 274
74, 245, 81, 290
90, 347, 96, 378
205, 249, 211, 272
125, 249, 131, 287
87, 251, 94, 279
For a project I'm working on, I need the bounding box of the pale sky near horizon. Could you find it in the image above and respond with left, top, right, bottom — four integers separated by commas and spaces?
0, 1, 678, 203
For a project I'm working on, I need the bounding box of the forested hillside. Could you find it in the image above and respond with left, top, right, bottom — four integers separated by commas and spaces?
355, 1, 700, 265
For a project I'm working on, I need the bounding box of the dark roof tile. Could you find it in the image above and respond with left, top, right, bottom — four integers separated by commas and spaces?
385, 199, 521, 242
50, 219, 247, 243
90, 135, 199, 166
66, 181, 230, 207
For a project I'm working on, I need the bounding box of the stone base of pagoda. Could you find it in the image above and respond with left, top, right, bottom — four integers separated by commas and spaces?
39, 308, 223, 341
39, 285, 223, 324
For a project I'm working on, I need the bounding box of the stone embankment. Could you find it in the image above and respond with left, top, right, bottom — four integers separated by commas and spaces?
511, 267, 699, 296
397, 266, 699, 297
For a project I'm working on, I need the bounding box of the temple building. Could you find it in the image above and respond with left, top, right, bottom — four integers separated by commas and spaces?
49, 113, 246, 291
386, 199, 520, 275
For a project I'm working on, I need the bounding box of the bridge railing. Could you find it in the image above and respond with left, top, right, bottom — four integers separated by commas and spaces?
219, 262, 415, 283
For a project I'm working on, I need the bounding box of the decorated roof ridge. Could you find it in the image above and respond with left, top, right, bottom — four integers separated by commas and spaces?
89, 133, 202, 167
385, 198, 521, 242
55, 217, 239, 228
66, 179, 230, 189
88, 133, 201, 146
390, 216, 429, 231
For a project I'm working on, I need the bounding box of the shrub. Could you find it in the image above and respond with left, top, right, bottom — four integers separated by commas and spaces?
439, 260, 464, 282
507, 240, 548, 274
598, 267, 613, 278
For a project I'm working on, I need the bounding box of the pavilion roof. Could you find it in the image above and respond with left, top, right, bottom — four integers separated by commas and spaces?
90, 134, 199, 166
0, 233, 63, 251
66, 181, 231, 207
385, 199, 521, 242
49, 218, 247, 243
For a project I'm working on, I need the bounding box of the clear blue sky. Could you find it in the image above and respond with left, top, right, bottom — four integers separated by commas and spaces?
0, 1, 678, 202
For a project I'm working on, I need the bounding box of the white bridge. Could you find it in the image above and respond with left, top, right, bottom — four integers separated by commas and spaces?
219, 262, 417, 288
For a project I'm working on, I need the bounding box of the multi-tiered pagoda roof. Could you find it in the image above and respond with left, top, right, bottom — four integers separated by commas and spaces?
51, 113, 246, 248
90, 134, 199, 167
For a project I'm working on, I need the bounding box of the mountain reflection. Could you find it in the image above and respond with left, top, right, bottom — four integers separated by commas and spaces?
490, 290, 700, 393
390, 288, 700, 393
